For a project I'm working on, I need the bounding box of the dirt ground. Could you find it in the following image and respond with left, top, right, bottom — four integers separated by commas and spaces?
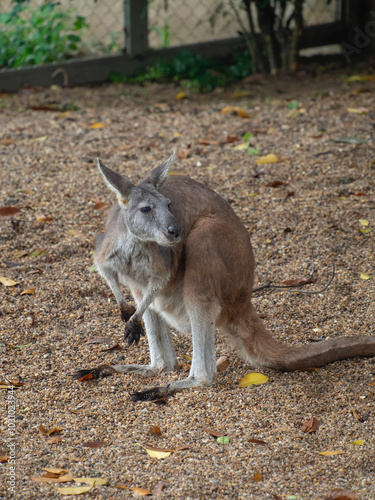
0, 68, 374, 500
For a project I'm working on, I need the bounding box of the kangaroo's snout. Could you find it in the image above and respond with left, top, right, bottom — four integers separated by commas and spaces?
167, 225, 181, 239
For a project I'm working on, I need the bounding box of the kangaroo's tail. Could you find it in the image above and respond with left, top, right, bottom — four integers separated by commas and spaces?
236, 305, 375, 371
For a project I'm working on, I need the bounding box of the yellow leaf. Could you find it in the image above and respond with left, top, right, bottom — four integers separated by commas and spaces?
353, 439, 364, 446
347, 107, 368, 114
20, 287, 36, 296
360, 273, 371, 280
360, 228, 372, 233
239, 372, 269, 387
0, 277, 19, 287
256, 154, 279, 165
346, 75, 375, 82
317, 450, 344, 456
31, 473, 74, 483
248, 192, 259, 197
89, 122, 106, 128
129, 486, 152, 496
138, 443, 172, 459
73, 477, 108, 485
59, 112, 71, 117
220, 106, 250, 118
32, 136, 48, 142
358, 219, 369, 226
176, 92, 186, 100
53, 485, 94, 495
233, 143, 249, 150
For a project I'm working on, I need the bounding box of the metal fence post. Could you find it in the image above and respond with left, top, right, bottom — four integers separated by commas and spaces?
124, 0, 148, 56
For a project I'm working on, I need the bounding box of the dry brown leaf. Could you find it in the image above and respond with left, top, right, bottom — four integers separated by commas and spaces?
174, 444, 190, 451
46, 436, 64, 444
53, 485, 93, 495
31, 472, 74, 483
316, 488, 358, 500
178, 149, 191, 159
39, 424, 62, 436
82, 440, 105, 448
154, 480, 165, 495
41, 467, 70, 474
115, 485, 152, 496
20, 287, 36, 296
281, 277, 314, 287
36, 215, 53, 222
102, 343, 120, 352
0, 455, 9, 463
220, 106, 250, 118
266, 180, 287, 188
149, 426, 162, 437
301, 416, 320, 433
216, 355, 230, 372
226, 135, 239, 143
248, 438, 268, 446
203, 427, 226, 438
198, 138, 221, 145
251, 472, 263, 482
0, 206, 21, 216
93, 202, 108, 210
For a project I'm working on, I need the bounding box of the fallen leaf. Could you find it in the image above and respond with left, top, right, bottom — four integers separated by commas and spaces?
31, 473, 74, 483
102, 343, 120, 352
154, 480, 165, 495
317, 450, 344, 456
73, 477, 108, 485
266, 180, 287, 188
347, 107, 368, 114
316, 488, 358, 500
0, 455, 9, 463
233, 142, 249, 150
198, 138, 221, 145
230, 90, 253, 99
248, 438, 268, 446
0, 206, 21, 216
176, 91, 186, 100
203, 428, 226, 438
89, 122, 106, 128
41, 467, 70, 474
360, 228, 372, 234
36, 215, 53, 222
93, 202, 108, 210
281, 277, 314, 286
251, 472, 263, 482
226, 135, 238, 143
358, 219, 369, 226
82, 440, 105, 448
31, 135, 48, 142
220, 106, 250, 118
346, 74, 375, 82
86, 336, 112, 344
256, 154, 279, 164
0, 277, 19, 287
66, 229, 83, 237
216, 355, 230, 372
116, 486, 152, 496
178, 149, 191, 159
301, 416, 320, 433
53, 485, 93, 495
175, 444, 190, 451
149, 426, 162, 437
20, 287, 36, 296
0, 138, 18, 145
239, 372, 269, 387
352, 439, 364, 446
29, 248, 47, 257
138, 443, 172, 459
46, 436, 63, 444
360, 273, 371, 280
39, 424, 62, 436
217, 436, 230, 444
13, 250, 29, 258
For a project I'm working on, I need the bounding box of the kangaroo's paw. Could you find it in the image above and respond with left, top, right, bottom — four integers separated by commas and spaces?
73, 364, 115, 381
120, 304, 136, 322
124, 322, 145, 345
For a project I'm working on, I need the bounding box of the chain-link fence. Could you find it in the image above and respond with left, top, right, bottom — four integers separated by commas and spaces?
148, 0, 341, 49
0, 0, 342, 69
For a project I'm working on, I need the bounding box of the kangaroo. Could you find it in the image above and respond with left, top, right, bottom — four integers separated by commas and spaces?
74, 153, 375, 401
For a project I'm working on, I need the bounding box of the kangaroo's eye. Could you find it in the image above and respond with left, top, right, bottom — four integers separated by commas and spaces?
140, 206, 151, 213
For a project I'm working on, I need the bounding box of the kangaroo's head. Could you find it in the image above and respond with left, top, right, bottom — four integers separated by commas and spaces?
97, 153, 181, 246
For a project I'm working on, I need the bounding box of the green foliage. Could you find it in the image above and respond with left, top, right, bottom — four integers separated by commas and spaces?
111, 50, 253, 92
0, 0, 88, 68
152, 22, 171, 48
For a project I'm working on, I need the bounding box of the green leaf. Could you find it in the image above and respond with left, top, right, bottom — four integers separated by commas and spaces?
217, 436, 230, 445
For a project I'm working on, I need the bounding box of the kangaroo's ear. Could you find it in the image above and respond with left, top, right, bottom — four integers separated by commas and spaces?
97, 159, 134, 200
142, 152, 175, 190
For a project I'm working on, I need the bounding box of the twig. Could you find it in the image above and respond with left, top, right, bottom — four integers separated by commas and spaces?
51, 68, 69, 87
252, 252, 335, 296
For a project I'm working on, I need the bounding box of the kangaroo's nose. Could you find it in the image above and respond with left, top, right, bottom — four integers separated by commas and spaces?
168, 225, 180, 239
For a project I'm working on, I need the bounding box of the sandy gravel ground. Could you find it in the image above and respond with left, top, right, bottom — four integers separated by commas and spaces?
0, 69, 374, 499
